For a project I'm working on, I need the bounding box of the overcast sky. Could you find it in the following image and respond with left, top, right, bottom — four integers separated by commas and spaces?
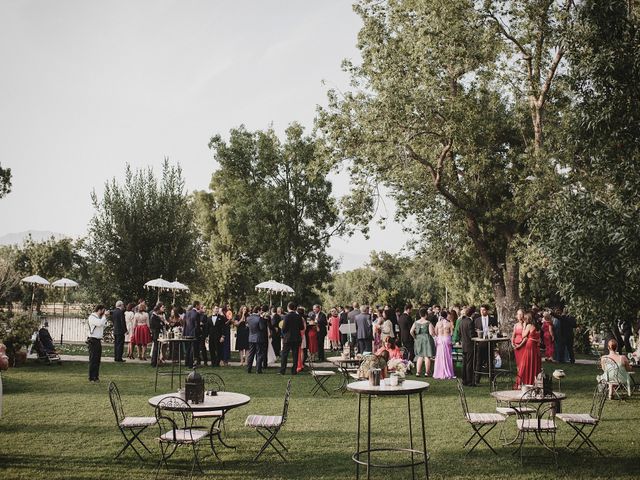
0, 0, 408, 270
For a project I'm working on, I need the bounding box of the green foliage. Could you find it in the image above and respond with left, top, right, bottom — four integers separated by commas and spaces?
535, 0, 640, 327
0, 163, 11, 198
85, 160, 201, 305
317, 0, 573, 323
0, 311, 40, 360
0, 236, 86, 310
197, 124, 340, 307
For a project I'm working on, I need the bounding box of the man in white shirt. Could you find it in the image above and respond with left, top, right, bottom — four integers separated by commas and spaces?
473, 304, 498, 385
88, 304, 107, 383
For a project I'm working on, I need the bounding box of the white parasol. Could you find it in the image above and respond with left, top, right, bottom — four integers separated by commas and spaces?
168, 280, 189, 303
51, 277, 79, 345
255, 280, 295, 307
21, 275, 50, 316
144, 277, 173, 302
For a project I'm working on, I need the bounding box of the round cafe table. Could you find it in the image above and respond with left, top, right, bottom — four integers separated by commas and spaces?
347, 380, 430, 480
328, 355, 362, 392
491, 389, 566, 413
149, 391, 251, 411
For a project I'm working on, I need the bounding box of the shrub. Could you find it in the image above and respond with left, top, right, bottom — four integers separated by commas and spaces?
0, 311, 40, 364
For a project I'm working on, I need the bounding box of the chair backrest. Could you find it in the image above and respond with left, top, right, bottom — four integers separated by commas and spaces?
281, 379, 292, 426
202, 372, 225, 392
108, 381, 125, 426
601, 356, 624, 384
155, 396, 193, 442
491, 371, 514, 393
518, 388, 557, 427
591, 381, 608, 420
456, 379, 470, 418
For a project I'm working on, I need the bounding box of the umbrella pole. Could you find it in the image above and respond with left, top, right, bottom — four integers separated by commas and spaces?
31, 286, 35, 317
173, 289, 176, 305
157, 289, 160, 303
60, 285, 66, 345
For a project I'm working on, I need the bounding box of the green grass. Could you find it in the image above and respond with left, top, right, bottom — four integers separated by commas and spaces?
0, 359, 637, 479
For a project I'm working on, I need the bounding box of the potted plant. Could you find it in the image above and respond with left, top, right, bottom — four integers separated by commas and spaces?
0, 311, 40, 366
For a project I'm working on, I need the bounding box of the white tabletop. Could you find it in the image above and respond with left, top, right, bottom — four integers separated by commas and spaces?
327, 356, 361, 364
347, 379, 429, 396
149, 391, 251, 411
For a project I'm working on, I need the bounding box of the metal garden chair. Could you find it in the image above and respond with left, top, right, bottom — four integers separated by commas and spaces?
457, 379, 506, 455
108, 381, 157, 460
244, 379, 292, 461
309, 356, 337, 396
556, 381, 607, 455
515, 388, 558, 466
154, 396, 215, 478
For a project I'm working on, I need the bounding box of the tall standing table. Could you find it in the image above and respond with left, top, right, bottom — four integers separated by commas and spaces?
472, 337, 511, 386
347, 380, 430, 480
154, 337, 195, 392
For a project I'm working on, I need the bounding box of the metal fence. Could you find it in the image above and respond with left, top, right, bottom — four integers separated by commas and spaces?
40, 316, 88, 344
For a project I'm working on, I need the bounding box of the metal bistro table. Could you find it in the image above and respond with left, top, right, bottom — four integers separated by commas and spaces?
491, 389, 567, 414
328, 356, 362, 392
472, 337, 511, 386
347, 380, 430, 480
149, 391, 251, 453
154, 337, 195, 392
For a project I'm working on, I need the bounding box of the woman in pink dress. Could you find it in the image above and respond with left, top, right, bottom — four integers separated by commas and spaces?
517, 312, 542, 386
433, 312, 455, 379
328, 308, 341, 350
511, 309, 525, 387
541, 312, 555, 361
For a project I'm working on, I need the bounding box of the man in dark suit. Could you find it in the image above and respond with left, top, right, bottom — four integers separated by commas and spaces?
279, 302, 305, 375
194, 305, 209, 366
339, 306, 349, 347
458, 307, 475, 386
183, 301, 200, 368
111, 300, 127, 362
473, 304, 498, 385
270, 306, 282, 359
208, 306, 224, 367
397, 303, 414, 360
312, 304, 328, 361
355, 305, 373, 354
247, 306, 267, 374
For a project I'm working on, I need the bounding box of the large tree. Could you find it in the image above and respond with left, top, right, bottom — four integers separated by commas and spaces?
318, 0, 573, 325
196, 124, 340, 307
535, 0, 640, 327
86, 160, 201, 304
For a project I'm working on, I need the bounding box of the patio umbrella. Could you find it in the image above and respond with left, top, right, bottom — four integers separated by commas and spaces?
144, 277, 173, 303
51, 278, 79, 345
255, 280, 295, 307
168, 280, 189, 304
20, 274, 50, 316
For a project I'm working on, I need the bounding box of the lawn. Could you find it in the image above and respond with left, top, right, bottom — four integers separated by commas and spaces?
0, 359, 637, 479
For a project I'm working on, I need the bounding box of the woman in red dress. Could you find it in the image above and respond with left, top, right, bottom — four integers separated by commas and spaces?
511, 309, 525, 387
541, 312, 555, 361
328, 308, 341, 350
517, 312, 542, 386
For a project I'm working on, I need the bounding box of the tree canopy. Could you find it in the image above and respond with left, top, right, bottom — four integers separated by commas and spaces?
85, 160, 200, 305
196, 124, 340, 307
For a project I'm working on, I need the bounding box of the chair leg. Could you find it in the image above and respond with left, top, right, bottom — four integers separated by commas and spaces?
466, 424, 498, 455
116, 427, 149, 460
254, 427, 287, 461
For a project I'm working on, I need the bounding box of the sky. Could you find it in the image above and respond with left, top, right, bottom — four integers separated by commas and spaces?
0, 0, 409, 270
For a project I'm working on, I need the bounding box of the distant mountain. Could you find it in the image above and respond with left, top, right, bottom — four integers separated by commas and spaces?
0, 230, 69, 246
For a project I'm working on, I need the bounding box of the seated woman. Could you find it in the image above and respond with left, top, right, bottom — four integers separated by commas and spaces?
38, 322, 58, 354
597, 338, 633, 398
375, 337, 403, 360
357, 350, 389, 379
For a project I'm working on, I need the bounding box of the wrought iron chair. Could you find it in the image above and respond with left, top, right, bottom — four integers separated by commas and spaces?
491, 371, 534, 445
599, 356, 631, 400
245, 379, 292, 461
515, 388, 558, 466
309, 356, 337, 396
154, 396, 214, 478
556, 381, 607, 455
191, 373, 231, 449
456, 379, 506, 455
108, 382, 157, 460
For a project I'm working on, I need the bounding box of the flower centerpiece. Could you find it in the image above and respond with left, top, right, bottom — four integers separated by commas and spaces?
387, 358, 413, 383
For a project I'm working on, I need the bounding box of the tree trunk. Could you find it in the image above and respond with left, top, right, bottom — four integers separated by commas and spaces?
494, 251, 521, 332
